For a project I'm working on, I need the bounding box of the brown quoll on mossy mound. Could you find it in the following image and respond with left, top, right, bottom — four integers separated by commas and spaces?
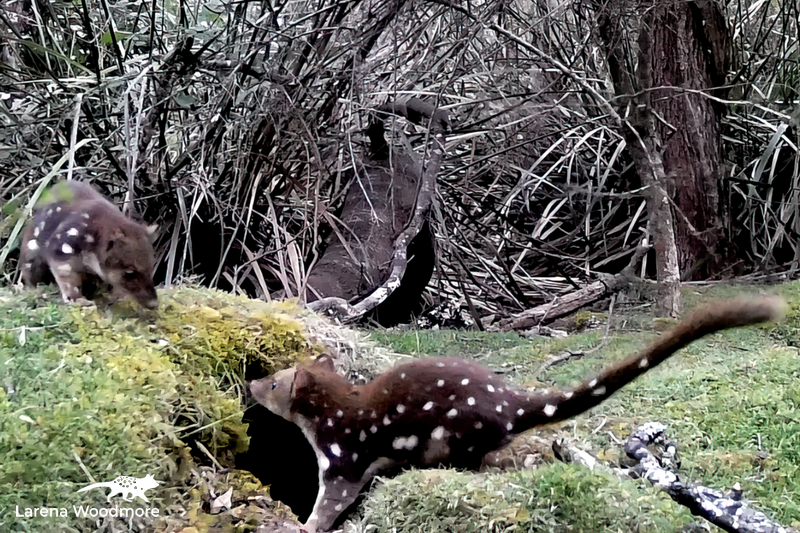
0, 285, 366, 532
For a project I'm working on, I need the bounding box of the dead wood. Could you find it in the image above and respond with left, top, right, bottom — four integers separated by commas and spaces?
625, 422, 796, 533
492, 245, 647, 331
306, 100, 448, 323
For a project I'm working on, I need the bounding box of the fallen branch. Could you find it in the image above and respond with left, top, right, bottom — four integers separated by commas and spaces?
625, 422, 795, 533
492, 244, 648, 331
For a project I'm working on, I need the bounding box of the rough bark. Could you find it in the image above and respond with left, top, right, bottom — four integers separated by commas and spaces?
593, 0, 713, 315
647, 0, 729, 279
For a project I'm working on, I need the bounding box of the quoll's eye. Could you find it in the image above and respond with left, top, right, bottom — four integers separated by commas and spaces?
123, 270, 138, 281
270, 381, 278, 390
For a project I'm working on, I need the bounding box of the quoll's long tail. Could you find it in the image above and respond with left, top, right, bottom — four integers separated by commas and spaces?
516, 297, 785, 428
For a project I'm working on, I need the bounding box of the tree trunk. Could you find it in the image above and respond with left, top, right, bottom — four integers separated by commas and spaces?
594, 0, 680, 315
646, 0, 729, 279
593, 0, 730, 314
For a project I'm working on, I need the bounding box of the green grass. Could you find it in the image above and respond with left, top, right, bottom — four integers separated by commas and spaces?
360, 283, 800, 531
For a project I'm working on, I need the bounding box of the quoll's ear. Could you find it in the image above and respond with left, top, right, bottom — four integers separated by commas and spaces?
293, 368, 314, 397
314, 353, 336, 372
146, 224, 158, 242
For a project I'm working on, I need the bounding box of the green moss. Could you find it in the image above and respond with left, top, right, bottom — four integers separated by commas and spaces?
360, 464, 691, 532
573, 310, 606, 330
0, 286, 311, 531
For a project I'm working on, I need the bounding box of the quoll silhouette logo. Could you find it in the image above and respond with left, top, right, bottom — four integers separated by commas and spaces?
76, 474, 160, 503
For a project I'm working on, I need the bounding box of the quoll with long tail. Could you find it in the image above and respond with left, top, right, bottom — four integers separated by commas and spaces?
249, 297, 784, 532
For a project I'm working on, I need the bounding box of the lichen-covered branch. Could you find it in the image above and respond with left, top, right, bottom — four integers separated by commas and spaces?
625, 422, 794, 533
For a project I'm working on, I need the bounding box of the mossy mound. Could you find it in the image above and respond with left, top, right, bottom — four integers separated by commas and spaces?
352, 464, 692, 533
0, 286, 318, 532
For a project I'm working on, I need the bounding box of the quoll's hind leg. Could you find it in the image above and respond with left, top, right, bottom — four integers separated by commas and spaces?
49, 260, 85, 303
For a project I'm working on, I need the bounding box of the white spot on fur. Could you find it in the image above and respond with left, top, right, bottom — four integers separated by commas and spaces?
474, 421, 483, 429
55, 264, 72, 274
342, 490, 348, 497
335, 504, 342, 511
437, 380, 445, 387
400, 373, 406, 379
392, 435, 419, 450
446, 408, 458, 418
544, 404, 557, 417
503, 400, 508, 406
436, 362, 445, 368
327, 418, 334, 427
461, 379, 469, 385
82, 213, 90, 219
588, 379, 597, 388
396, 404, 406, 413
33, 227, 40, 237
449, 394, 456, 401
468, 446, 475, 452
517, 408, 524, 416
336, 410, 344, 417
563, 391, 574, 399
370, 425, 378, 433
55, 206, 61, 212
61, 243, 73, 254
467, 397, 475, 405
85, 235, 95, 243
344, 428, 351, 434
496, 405, 502, 413
358, 410, 364, 416
639, 358, 649, 368
592, 386, 606, 396
319, 456, 330, 470
383, 415, 391, 425
330, 444, 342, 457
359, 430, 367, 442
352, 452, 358, 462
383, 389, 389, 395
431, 426, 445, 440
487, 384, 495, 392
67, 228, 79, 237
370, 411, 377, 418
423, 401, 434, 411
506, 422, 513, 431
27, 240, 39, 251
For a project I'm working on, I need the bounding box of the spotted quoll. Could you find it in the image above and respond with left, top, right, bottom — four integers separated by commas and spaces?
249, 297, 783, 532
20, 181, 158, 309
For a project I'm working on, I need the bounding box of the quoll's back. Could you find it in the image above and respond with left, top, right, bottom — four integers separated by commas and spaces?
21, 181, 158, 308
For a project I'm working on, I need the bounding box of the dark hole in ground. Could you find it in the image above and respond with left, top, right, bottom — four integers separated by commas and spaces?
238, 404, 318, 522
